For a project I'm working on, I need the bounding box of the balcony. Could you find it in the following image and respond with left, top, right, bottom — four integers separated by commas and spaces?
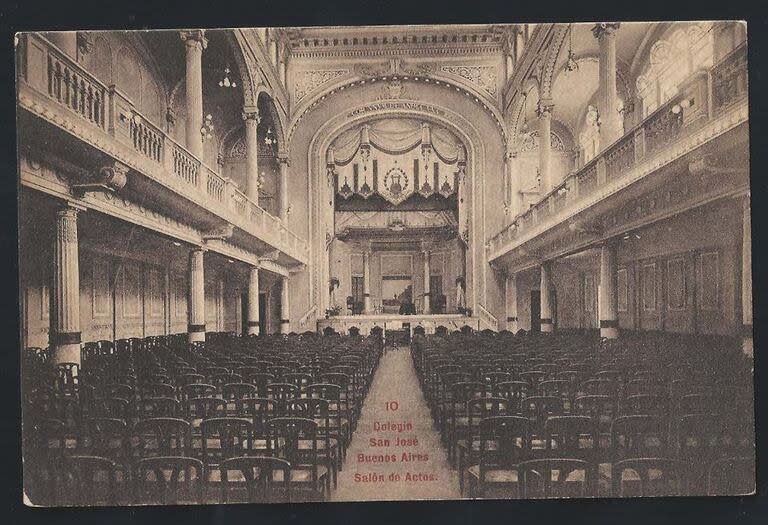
489, 43, 749, 265
16, 34, 308, 267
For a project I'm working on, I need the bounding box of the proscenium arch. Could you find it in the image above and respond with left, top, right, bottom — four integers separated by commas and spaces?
286, 73, 509, 150
306, 100, 494, 316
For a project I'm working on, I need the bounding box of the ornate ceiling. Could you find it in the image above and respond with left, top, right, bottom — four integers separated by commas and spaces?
286, 24, 513, 58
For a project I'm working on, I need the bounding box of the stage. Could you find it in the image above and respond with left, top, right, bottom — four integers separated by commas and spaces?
316, 314, 482, 337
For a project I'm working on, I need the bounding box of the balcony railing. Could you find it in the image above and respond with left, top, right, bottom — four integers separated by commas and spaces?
489, 42, 748, 255
18, 34, 309, 264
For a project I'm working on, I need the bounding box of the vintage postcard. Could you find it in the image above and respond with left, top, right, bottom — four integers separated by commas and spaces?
16, 21, 753, 505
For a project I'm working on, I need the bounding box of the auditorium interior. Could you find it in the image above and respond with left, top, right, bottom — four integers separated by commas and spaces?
17, 22, 754, 504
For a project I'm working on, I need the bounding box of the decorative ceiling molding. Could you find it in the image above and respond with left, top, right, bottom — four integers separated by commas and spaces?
294, 69, 349, 101
287, 26, 505, 58
440, 65, 497, 96
286, 70, 508, 148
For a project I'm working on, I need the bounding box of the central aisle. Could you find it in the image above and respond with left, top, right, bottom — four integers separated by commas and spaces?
332, 346, 461, 502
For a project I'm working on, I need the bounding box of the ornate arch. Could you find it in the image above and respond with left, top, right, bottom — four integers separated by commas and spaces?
227, 30, 259, 109
286, 68, 509, 151
306, 99, 492, 316
507, 77, 540, 151
538, 24, 570, 100
255, 88, 287, 154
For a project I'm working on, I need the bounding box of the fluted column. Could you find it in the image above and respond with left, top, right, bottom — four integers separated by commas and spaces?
247, 266, 260, 336
280, 277, 290, 334
278, 152, 290, 221
180, 30, 207, 160
243, 108, 261, 205
188, 248, 206, 343
599, 244, 619, 339
537, 100, 554, 194
362, 250, 372, 314
422, 251, 431, 315
505, 273, 518, 333
742, 197, 753, 356
540, 262, 554, 333
593, 23, 622, 148
52, 206, 82, 365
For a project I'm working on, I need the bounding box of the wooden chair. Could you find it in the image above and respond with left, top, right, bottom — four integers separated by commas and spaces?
267, 417, 329, 501
466, 416, 529, 499
219, 456, 291, 503
519, 458, 594, 498
134, 456, 205, 505
131, 417, 190, 459
62, 455, 120, 505
612, 458, 682, 497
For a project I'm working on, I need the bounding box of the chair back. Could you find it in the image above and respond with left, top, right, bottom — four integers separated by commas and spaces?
219, 456, 291, 503
135, 456, 204, 504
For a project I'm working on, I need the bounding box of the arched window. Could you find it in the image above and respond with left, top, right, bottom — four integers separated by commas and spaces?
636, 22, 715, 118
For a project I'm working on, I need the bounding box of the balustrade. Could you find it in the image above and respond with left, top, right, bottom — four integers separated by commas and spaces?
19, 33, 310, 263
129, 117, 163, 163
712, 43, 748, 113
489, 42, 748, 253
171, 144, 200, 187
45, 45, 106, 129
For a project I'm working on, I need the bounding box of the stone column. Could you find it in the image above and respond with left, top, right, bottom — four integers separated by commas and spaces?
599, 243, 619, 339
188, 248, 206, 343
180, 30, 207, 160
243, 108, 261, 205
52, 205, 82, 365
362, 250, 372, 314
247, 266, 260, 336
278, 152, 290, 221
742, 197, 753, 356
422, 251, 431, 315
593, 23, 622, 148
540, 262, 554, 333
507, 149, 523, 218
537, 100, 554, 194
505, 273, 518, 333
280, 277, 290, 334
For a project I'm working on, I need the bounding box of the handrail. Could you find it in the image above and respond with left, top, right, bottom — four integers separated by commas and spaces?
19, 33, 310, 261
490, 42, 748, 251
298, 305, 319, 330
475, 304, 499, 332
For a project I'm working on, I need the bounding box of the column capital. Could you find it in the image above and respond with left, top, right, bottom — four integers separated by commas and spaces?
536, 99, 554, 119
277, 152, 290, 165
591, 22, 621, 40
242, 107, 261, 123
180, 29, 208, 49
57, 202, 85, 218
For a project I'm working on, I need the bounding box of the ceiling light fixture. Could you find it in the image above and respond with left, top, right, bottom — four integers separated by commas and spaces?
218, 66, 237, 88
564, 24, 579, 73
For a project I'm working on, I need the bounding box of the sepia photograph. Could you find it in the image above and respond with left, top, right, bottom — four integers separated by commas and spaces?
15, 20, 754, 506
